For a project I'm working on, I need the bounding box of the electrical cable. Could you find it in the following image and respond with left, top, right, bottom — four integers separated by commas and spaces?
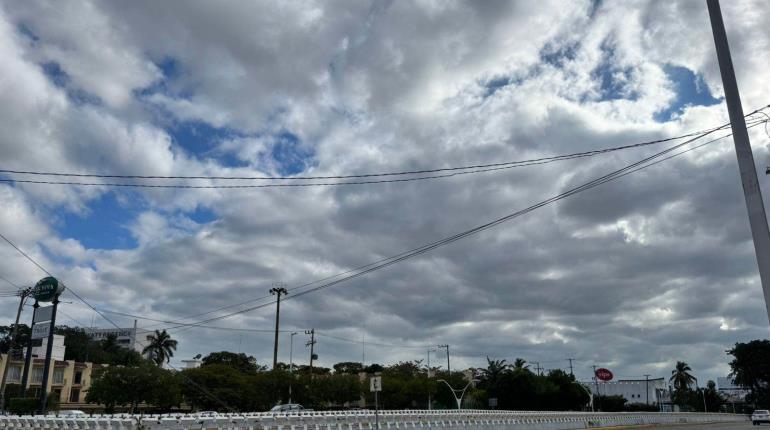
0, 232, 122, 330
163, 113, 768, 331
0, 124, 729, 181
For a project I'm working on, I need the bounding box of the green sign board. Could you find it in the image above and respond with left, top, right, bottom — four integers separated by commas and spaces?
32, 277, 64, 302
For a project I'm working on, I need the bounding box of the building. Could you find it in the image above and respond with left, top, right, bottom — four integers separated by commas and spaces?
717, 376, 750, 403
24, 334, 66, 361
0, 353, 97, 407
582, 378, 668, 405
83, 326, 153, 357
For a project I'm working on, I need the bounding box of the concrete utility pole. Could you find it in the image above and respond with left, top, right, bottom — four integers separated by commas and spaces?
707, 0, 770, 325
0, 287, 30, 411
438, 345, 450, 375
270, 283, 288, 369
534, 361, 542, 376
306, 329, 316, 380
427, 347, 436, 410
289, 331, 298, 404
644, 374, 651, 405
19, 300, 39, 397
567, 358, 575, 377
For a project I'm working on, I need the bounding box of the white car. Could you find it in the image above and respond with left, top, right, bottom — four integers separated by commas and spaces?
57, 410, 87, 417
753, 409, 770, 425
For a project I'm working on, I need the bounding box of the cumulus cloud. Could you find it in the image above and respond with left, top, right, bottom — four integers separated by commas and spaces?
0, 0, 768, 384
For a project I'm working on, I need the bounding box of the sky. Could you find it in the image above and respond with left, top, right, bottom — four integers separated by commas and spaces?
0, 0, 769, 385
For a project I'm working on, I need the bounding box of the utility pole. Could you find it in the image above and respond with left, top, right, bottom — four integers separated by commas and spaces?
567, 358, 575, 377
534, 362, 542, 376
289, 332, 297, 404
0, 287, 30, 411
644, 374, 650, 405
592, 365, 601, 411
707, 0, 770, 325
437, 345, 450, 375
427, 347, 436, 410
270, 283, 288, 370
19, 300, 38, 396
306, 329, 316, 380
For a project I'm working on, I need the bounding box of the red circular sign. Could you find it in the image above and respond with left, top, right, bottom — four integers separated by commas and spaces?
595, 368, 613, 381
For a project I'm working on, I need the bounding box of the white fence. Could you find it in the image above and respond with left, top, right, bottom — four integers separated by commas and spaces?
0, 410, 748, 430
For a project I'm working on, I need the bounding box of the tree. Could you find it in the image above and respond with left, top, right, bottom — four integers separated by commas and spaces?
728, 340, 770, 407
333, 362, 363, 374
0, 324, 30, 357
479, 357, 509, 389
101, 334, 120, 353
87, 363, 181, 413
202, 351, 264, 373
142, 329, 178, 366
670, 361, 696, 392
364, 363, 384, 374
513, 358, 530, 372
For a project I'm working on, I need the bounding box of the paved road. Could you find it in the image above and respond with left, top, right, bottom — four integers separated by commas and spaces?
616, 422, 754, 430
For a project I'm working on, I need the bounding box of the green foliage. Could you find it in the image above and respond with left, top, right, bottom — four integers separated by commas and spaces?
333, 362, 363, 374
202, 351, 265, 373
86, 363, 180, 413
142, 329, 178, 366
670, 361, 696, 392
8, 397, 38, 415
0, 324, 30, 357
597, 395, 627, 412
728, 339, 770, 408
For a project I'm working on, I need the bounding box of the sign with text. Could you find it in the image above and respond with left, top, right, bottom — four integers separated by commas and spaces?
595, 368, 614, 381
33, 306, 54, 323
31, 322, 50, 339
32, 277, 64, 302
370, 376, 382, 392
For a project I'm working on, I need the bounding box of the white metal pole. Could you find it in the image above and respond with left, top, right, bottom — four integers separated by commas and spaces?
707, 0, 770, 324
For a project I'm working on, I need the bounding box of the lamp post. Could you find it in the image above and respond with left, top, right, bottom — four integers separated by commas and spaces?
437, 379, 474, 410
289, 331, 298, 404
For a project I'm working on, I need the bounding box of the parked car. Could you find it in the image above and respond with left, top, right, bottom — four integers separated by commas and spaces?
269, 404, 306, 413
753, 409, 770, 425
57, 410, 87, 417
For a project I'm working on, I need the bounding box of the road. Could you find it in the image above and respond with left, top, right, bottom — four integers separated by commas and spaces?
607, 423, 754, 430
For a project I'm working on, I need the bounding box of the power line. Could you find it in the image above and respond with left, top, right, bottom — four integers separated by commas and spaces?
0, 122, 758, 190
0, 125, 726, 181
0, 232, 121, 330
161, 116, 764, 330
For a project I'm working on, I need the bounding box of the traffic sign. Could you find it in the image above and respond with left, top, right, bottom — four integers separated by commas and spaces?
595, 368, 613, 381
370, 376, 382, 392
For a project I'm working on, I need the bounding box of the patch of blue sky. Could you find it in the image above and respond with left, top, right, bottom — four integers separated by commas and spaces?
540, 42, 579, 67
270, 132, 317, 176
167, 119, 245, 161
40, 61, 102, 106
654, 65, 722, 122
55, 192, 142, 250
185, 206, 217, 225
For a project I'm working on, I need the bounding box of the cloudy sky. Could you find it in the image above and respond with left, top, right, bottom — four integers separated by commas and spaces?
0, 0, 769, 384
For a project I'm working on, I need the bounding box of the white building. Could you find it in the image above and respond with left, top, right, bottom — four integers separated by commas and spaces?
83, 326, 153, 356
582, 378, 668, 405
717, 376, 750, 402
24, 334, 66, 361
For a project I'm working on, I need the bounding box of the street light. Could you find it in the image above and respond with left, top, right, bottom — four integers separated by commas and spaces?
289, 331, 298, 404
427, 348, 437, 410
437, 379, 475, 410
572, 381, 594, 412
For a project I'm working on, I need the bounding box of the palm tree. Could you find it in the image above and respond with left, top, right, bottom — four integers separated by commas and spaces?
481, 357, 509, 386
101, 334, 119, 353
142, 329, 178, 366
670, 361, 696, 391
513, 358, 530, 372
